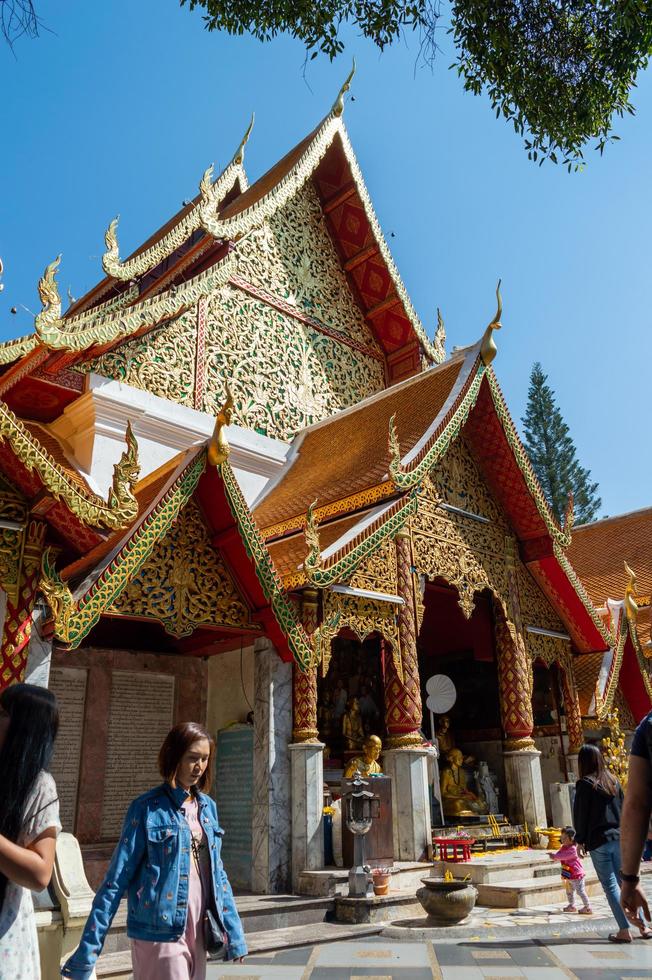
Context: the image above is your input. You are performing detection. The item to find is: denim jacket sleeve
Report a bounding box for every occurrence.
[209,798,247,960]
[220,864,248,960]
[61,798,146,979]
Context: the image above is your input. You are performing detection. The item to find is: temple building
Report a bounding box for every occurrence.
[0,75,650,894]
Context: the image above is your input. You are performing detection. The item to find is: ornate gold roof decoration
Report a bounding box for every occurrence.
[624,561,639,623]
[107,421,140,522]
[35,256,62,339]
[207,386,234,466]
[0,398,140,531]
[388,412,402,482]
[303,500,323,578]
[101,125,250,282]
[231,113,255,166]
[0,333,38,366]
[480,279,502,366]
[332,60,356,117]
[32,248,238,351]
[562,491,574,539]
[39,547,75,645]
[434,307,446,359]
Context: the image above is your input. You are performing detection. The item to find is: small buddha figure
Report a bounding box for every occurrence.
[343,735,383,778]
[342,697,365,751]
[440,748,488,818]
[435,714,474,765]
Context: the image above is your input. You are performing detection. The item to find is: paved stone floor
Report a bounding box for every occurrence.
[208,934,652,980]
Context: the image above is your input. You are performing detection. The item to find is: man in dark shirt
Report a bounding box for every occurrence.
[620,709,652,923]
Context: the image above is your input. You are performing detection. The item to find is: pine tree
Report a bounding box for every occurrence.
[522,363,601,525]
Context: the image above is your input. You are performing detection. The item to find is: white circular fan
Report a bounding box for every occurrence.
[425,674,457,714]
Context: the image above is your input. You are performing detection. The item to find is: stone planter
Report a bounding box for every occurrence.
[416,877,477,925]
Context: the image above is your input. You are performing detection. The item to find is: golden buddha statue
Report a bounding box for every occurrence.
[342,697,364,751]
[440,748,487,818]
[343,735,383,778]
[435,714,474,765]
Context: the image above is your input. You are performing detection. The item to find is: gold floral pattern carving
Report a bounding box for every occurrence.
[111,498,253,637]
[526,630,573,672]
[322,589,401,676]
[429,438,506,523]
[85,310,197,407]
[349,536,398,595]
[236,183,381,350]
[203,284,384,439]
[517,564,566,633]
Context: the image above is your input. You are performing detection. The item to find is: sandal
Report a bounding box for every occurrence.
[608,934,632,944]
[637,926,652,940]
[578,907,593,915]
[563,905,577,913]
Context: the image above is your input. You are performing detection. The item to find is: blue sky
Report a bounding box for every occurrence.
[1,1,650,518]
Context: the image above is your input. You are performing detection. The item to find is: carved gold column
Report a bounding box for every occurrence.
[0,519,47,690]
[495,538,535,748]
[291,588,319,742]
[384,529,423,747]
[561,667,583,755]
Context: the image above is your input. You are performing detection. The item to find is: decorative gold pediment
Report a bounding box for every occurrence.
[111,499,255,638]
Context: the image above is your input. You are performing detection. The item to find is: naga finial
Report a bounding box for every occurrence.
[199,164,215,207]
[102,217,121,276]
[231,113,255,166]
[480,279,502,366]
[67,287,76,309]
[387,412,405,484]
[208,385,234,466]
[107,421,140,522]
[39,547,74,645]
[562,491,574,538]
[304,500,323,575]
[435,307,446,352]
[332,59,356,117]
[37,255,62,312]
[624,561,639,623]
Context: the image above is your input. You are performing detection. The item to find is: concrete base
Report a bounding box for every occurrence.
[550,781,574,828]
[334,892,421,924]
[297,860,434,897]
[503,748,547,840]
[382,747,433,862]
[289,741,325,893]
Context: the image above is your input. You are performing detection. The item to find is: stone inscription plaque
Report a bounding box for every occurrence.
[101,671,175,839]
[48,666,88,832]
[215,724,253,890]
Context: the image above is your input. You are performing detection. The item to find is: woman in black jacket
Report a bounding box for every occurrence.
[573,744,651,943]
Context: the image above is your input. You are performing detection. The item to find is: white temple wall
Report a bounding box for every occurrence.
[206,644,255,738]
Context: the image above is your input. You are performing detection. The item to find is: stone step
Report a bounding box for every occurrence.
[298,860,434,897]
[96,920,384,978]
[477,870,603,909]
[433,849,556,885]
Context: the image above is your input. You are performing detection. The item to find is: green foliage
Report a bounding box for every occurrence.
[180,0,652,168]
[522,362,601,525]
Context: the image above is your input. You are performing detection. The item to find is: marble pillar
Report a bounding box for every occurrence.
[289,742,324,891]
[24,602,53,688]
[251,637,292,894]
[503,748,547,838]
[383,747,433,862]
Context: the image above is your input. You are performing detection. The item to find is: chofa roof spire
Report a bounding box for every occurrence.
[331,59,356,117]
[480,279,502,366]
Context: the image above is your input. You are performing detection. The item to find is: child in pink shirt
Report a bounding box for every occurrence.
[549,826,592,913]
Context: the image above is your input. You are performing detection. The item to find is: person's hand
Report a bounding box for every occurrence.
[621,880,650,924]
[548,853,556,860]
[577,844,587,858]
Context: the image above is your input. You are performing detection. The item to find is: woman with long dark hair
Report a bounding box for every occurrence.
[574,743,651,942]
[62,721,247,980]
[0,683,61,979]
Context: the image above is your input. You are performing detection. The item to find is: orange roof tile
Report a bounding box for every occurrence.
[568,507,652,606]
[254,354,466,530]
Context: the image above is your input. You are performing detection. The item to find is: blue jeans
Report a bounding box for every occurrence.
[590,839,630,931]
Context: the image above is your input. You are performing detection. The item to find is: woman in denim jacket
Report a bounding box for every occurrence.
[62,721,247,980]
